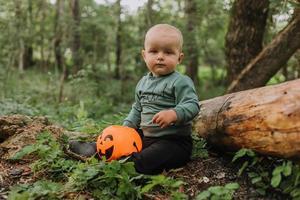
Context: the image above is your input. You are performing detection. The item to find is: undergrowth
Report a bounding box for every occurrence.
[232,148,300,199]
[9,132,187,200]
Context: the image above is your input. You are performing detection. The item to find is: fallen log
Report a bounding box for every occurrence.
[194,79,300,159]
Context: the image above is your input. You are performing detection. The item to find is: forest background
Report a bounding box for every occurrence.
[0,0,300,199]
[0,0,299,125]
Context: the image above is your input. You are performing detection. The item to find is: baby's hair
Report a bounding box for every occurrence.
[144,24,183,51]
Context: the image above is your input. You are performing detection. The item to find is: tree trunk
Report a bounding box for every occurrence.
[18,39,24,74]
[56,0,66,103]
[227,7,300,93]
[39,0,46,70]
[225,0,269,84]
[54,0,64,71]
[194,79,300,159]
[146,0,154,28]
[295,50,300,78]
[184,0,199,86]
[24,0,34,69]
[71,0,82,73]
[15,0,24,74]
[114,0,122,79]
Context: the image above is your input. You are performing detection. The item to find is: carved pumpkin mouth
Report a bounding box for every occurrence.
[104,146,113,160]
[98,145,114,160]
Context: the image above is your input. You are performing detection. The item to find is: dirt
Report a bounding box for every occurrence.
[0,115,288,199]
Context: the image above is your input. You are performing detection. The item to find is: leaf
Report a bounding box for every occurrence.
[248,172,258,178]
[256,188,266,196]
[8,191,30,200]
[224,183,239,190]
[251,176,262,184]
[238,161,248,176]
[232,149,247,162]
[171,180,185,188]
[272,165,284,176]
[271,174,282,188]
[208,186,225,195]
[140,183,156,194]
[282,161,292,176]
[196,190,211,200]
[246,149,255,157]
[291,188,300,198]
[10,145,37,160]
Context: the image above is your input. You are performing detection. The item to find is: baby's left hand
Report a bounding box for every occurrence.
[152,109,177,128]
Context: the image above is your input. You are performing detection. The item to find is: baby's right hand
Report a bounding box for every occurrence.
[152,109,177,128]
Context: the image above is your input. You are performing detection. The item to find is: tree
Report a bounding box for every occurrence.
[146,0,154,28]
[23,0,34,69]
[227,5,300,93]
[114,0,122,79]
[70,0,82,73]
[54,0,64,71]
[55,0,67,103]
[14,0,25,74]
[195,79,300,159]
[225,0,269,84]
[184,0,199,85]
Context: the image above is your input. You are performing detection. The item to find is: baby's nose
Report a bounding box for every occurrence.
[157,52,164,60]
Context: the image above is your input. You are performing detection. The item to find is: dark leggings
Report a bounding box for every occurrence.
[129,133,193,175]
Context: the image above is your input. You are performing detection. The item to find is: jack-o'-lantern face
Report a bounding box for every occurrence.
[96,125,142,161]
[97,134,114,159]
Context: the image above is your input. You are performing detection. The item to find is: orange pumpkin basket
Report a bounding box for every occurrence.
[96,125,142,161]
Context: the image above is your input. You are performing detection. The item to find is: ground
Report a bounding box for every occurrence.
[0,115,288,199]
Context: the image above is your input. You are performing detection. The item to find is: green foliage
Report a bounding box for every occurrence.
[0,98,38,116]
[192,134,209,159]
[11,131,77,180]
[197,67,226,100]
[8,180,63,200]
[232,148,300,198]
[11,131,61,160]
[271,161,292,188]
[232,148,257,176]
[65,159,144,200]
[141,175,187,199]
[196,183,239,200]
[9,131,186,199]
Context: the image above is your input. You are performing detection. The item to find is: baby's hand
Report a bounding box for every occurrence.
[152,110,177,128]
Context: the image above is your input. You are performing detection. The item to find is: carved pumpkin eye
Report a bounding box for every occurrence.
[104,135,113,141]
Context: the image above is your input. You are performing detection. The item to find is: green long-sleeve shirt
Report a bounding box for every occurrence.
[123,71,200,137]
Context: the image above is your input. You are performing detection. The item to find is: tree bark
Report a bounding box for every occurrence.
[194,79,300,159]
[70,0,82,73]
[295,50,300,78]
[225,0,269,84]
[15,0,24,74]
[227,7,300,93]
[146,0,154,28]
[184,0,199,85]
[39,0,46,70]
[54,0,64,71]
[24,0,34,69]
[114,0,122,79]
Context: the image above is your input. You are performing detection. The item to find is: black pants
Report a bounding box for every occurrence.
[129,133,193,175]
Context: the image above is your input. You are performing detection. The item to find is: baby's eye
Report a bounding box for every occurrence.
[165,51,174,54]
[149,50,157,53]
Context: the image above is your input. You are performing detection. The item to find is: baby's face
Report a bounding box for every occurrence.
[142,29,183,77]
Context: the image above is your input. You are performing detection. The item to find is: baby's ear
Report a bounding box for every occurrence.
[178,52,184,64]
[141,49,146,60]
